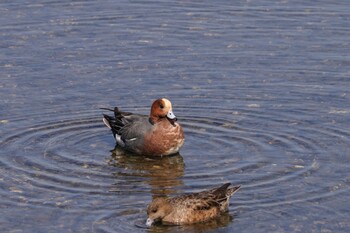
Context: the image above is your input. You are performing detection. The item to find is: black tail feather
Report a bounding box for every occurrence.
[102,106,131,139]
[103,117,122,137]
[100,107,114,112]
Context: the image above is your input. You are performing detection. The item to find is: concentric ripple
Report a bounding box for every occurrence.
[1,100,350,232]
[1,111,111,201]
[173,104,350,214]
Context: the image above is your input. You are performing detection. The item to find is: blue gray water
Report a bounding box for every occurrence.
[1,1,350,232]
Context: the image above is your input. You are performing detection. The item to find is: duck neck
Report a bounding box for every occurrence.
[149,117,155,125]
[149,115,165,125]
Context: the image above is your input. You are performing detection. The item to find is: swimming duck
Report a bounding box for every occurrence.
[102,98,184,156]
[146,183,241,226]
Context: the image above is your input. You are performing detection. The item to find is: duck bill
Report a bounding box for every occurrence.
[166,110,177,120]
[167,111,177,126]
[146,218,154,227]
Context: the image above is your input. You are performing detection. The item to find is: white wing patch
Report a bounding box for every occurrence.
[126,138,137,141]
[115,135,125,147]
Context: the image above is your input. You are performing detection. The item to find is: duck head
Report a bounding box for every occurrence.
[149,98,177,126]
[146,197,172,226]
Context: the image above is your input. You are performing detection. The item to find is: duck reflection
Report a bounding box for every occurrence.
[146,212,234,233]
[108,147,185,196]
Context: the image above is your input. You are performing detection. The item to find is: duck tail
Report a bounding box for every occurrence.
[102,107,125,139]
[213,183,240,203]
[213,183,231,195]
[102,114,113,129]
[226,185,241,197]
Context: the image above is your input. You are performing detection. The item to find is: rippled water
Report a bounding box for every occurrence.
[1,1,350,232]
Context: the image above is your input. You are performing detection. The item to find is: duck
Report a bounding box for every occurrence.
[146,183,241,226]
[102,98,185,156]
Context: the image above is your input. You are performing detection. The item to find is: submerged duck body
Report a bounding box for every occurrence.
[146,183,241,226]
[103,98,184,156]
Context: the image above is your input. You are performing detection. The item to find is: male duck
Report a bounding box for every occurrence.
[102,98,184,156]
[146,183,241,226]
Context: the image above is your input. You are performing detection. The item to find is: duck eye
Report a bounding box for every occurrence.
[152,208,157,213]
[159,104,164,109]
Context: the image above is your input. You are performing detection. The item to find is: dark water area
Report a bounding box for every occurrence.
[1,1,350,232]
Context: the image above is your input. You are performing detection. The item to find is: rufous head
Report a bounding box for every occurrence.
[146,197,172,226]
[150,98,177,124]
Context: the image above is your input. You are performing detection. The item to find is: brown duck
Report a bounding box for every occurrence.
[102,98,185,156]
[146,183,241,226]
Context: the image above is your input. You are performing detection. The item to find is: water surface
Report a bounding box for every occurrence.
[1,1,350,232]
